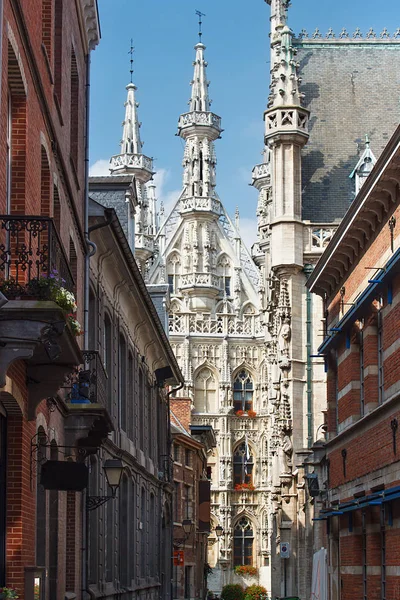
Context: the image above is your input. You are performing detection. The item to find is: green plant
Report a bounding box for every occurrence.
[0,588,19,599]
[243,584,268,600]
[221,583,245,600]
[234,565,258,576]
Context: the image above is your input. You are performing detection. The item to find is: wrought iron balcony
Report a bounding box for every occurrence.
[63,350,107,407]
[0,215,74,298]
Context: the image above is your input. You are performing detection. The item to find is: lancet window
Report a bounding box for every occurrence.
[233,442,254,486]
[233,518,254,567]
[233,370,253,412]
[194,368,217,413]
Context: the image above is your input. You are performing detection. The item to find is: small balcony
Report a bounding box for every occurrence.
[0,215,82,418]
[63,350,114,455]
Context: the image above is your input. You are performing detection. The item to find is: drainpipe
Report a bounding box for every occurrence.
[304,264,314,448]
[83,51,92,352]
[166,381,184,600]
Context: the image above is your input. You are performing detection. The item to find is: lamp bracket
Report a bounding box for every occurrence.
[86,495,115,511]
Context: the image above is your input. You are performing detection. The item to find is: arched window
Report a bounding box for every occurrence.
[194,368,216,413]
[233,370,253,412]
[233,442,254,486]
[217,255,231,297]
[127,351,134,440]
[233,518,254,567]
[40,146,51,216]
[150,493,156,576]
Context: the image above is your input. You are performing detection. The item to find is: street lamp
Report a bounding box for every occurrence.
[87,458,124,511]
[215,525,223,538]
[174,519,194,547]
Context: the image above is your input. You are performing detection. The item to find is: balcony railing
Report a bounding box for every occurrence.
[0,216,74,297]
[64,350,107,407]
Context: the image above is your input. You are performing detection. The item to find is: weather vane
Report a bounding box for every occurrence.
[195,10,206,43]
[128,39,134,83]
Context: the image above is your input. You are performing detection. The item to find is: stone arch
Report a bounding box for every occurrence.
[7,24,27,96]
[0,377,24,415]
[193,363,218,413]
[240,301,257,317]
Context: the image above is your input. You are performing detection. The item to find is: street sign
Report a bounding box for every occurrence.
[280,542,290,559]
[173,550,184,566]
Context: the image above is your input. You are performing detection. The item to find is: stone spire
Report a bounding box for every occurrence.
[110,81,153,182]
[265,0,290,31]
[109,71,156,274]
[189,43,210,112]
[177,40,222,205]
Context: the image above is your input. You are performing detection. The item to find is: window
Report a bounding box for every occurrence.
[54,0,62,101]
[70,47,79,167]
[174,444,180,463]
[36,428,47,567]
[69,237,77,291]
[194,368,216,413]
[233,442,254,486]
[103,314,112,412]
[139,369,144,450]
[88,457,98,584]
[105,489,114,581]
[234,518,254,567]
[49,442,59,599]
[183,485,192,520]
[174,482,180,522]
[378,311,384,404]
[184,565,192,599]
[168,274,174,294]
[150,494,156,576]
[233,370,254,412]
[88,289,97,350]
[119,476,129,586]
[140,488,146,576]
[224,276,231,297]
[53,185,61,232]
[119,334,127,431]
[185,449,191,467]
[127,351,134,440]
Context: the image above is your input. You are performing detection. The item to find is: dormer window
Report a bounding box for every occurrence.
[350,135,376,197]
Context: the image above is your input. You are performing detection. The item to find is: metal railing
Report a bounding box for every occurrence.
[63,351,107,407]
[0,216,74,297]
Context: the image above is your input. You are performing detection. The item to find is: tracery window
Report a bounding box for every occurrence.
[194,368,216,413]
[233,442,254,486]
[233,518,254,567]
[233,370,253,412]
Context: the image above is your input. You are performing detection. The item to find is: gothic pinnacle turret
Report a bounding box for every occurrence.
[109,51,157,275]
[177,39,222,207]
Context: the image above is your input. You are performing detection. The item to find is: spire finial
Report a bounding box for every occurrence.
[195,9,206,43]
[129,39,134,83]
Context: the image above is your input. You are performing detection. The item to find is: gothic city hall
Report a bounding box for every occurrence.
[0,0,400,599]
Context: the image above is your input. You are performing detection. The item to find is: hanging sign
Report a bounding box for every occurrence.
[174,550,184,566]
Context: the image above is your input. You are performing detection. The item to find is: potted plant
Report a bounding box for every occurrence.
[234,565,258,577]
[0,588,19,599]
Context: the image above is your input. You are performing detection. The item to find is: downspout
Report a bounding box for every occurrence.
[83,52,92,352]
[304,264,314,448]
[166,381,184,600]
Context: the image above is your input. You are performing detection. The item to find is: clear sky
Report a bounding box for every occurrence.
[89,0,399,247]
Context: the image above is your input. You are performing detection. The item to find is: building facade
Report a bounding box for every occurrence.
[307,125,400,600]
[97,2,400,597]
[170,397,215,600]
[87,183,183,600]
[250,2,400,598]
[0,1,101,598]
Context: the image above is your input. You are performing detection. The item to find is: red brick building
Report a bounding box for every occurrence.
[0,1,102,598]
[307,125,400,600]
[171,398,215,600]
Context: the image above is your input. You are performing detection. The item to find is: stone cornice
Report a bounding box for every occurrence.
[77,0,100,52]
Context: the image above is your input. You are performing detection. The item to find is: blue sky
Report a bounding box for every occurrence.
[89,0,399,246]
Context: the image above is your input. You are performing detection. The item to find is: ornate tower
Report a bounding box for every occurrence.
[110,73,156,274]
[176,40,224,311]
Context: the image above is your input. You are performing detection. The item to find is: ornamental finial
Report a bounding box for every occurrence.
[195,9,206,43]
